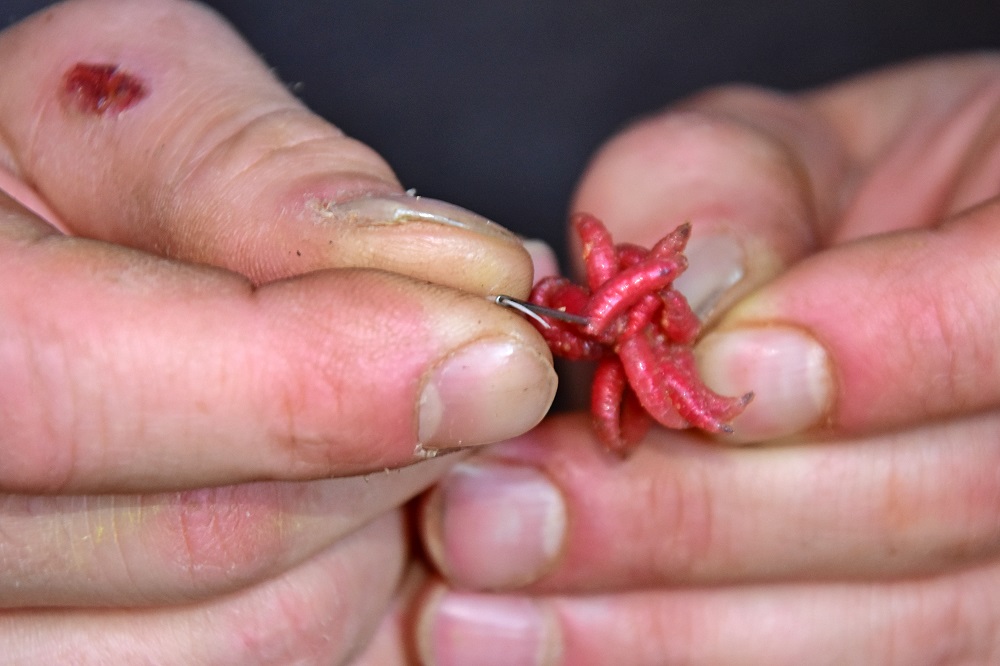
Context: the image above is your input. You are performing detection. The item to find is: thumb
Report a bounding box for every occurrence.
[0,0,530,294]
[698,198,1000,442]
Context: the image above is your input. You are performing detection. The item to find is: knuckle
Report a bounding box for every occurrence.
[264,345,356,477]
[875,418,1000,571]
[159,484,289,592]
[880,568,1000,665]
[223,590,359,665]
[210,517,405,665]
[627,454,718,581]
[0,340,87,494]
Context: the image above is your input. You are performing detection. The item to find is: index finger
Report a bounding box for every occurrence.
[572,55,1000,441]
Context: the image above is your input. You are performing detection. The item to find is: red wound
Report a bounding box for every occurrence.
[62,63,147,115]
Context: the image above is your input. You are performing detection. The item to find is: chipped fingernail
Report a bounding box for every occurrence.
[422,461,566,589]
[696,325,834,441]
[419,589,562,666]
[418,337,557,450]
[311,193,518,241]
[673,234,746,319]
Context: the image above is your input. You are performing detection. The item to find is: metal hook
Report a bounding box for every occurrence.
[492,295,590,327]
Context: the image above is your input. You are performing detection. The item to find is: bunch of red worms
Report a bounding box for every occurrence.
[526,213,752,456]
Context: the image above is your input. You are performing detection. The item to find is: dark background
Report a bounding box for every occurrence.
[6,1,1000,261]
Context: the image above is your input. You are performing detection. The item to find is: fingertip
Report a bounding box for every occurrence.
[520,238,560,285]
[419,459,567,590]
[696,324,836,442]
[416,336,558,451]
[416,584,563,666]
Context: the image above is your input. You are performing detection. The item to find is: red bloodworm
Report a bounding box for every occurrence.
[615,243,649,269]
[530,277,591,317]
[584,257,687,337]
[616,332,690,430]
[535,318,604,360]
[574,213,618,290]
[617,385,653,453]
[591,357,652,455]
[618,293,664,341]
[591,357,630,450]
[527,279,603,359]
[522,214,752,452]
[659,289,701,344]
[649,222,692,259]
[659,345,754,420]
[620,333,749,432]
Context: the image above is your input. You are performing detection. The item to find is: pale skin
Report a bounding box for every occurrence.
[5,2,1000,665]
[417,56,1000,664]
[0,0,558,663]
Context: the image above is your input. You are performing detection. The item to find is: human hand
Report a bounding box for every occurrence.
[416,54,1000,664]
[0,1,556,663]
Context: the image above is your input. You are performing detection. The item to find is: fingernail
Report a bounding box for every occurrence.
[418,338,557,449]
[673,234,746,319]
[312,193,518,242]
[520,238,560,284]
[696,326,834,441]
[419,589,562,666]
[423,461,566,588]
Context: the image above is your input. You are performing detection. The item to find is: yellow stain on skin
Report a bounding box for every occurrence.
[81,497,150,553]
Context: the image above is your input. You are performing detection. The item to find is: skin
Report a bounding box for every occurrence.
[0,1,558,663]
[418,55,1000,664]
[7,2,1000,664]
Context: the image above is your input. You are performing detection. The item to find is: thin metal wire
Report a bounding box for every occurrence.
[492,295,590,327]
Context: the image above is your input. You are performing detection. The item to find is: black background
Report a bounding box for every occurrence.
[6,0,1000,261]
